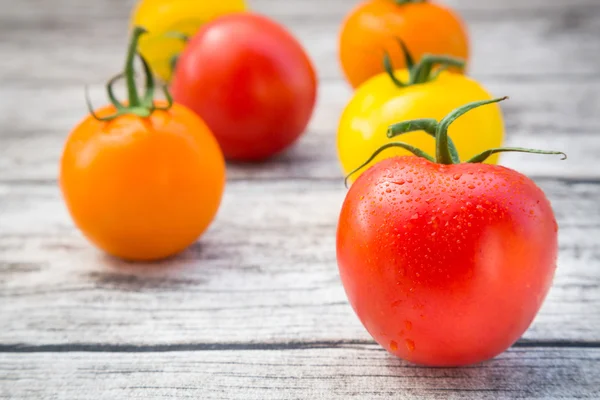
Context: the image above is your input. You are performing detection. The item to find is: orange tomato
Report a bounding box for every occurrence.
[339,0,469,89]
[60,27,226,261]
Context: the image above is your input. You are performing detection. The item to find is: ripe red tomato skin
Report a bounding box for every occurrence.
[336,156,558,366]
[170,13,317,161]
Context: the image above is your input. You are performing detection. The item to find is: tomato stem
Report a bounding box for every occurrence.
[435,97,508,164]
[124,27,146,108]
[388,119,460,163]
[85,26,173,122]
[383,40,465,88]
[345,97,567,185]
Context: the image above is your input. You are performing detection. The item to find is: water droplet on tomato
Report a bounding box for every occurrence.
[453,174,462,180]
[393,179,405,185]
[468,184,475,189]
[386,188,392,193]
[476,205,484,212]
[411,213,419,220]
[405,339,415,352]
[390,340,398,351]
[405,321,413,331]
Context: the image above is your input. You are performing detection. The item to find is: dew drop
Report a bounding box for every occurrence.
[393,179,405,185]
[468,184,475,189]
[390,340,398,351]
[405,339,415,352]
[405,321,413,331]
[453,174,462,180]
[386,188,392,193]
[411,213,419,220]
[476,205,484,212]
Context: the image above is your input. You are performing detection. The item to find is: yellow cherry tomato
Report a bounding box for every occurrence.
[130,0,247,82]
[337,56,504,182]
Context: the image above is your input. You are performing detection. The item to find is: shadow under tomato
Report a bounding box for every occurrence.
[88,242,209,292]
[381,347,557,397]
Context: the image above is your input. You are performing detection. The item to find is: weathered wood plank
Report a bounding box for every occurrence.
[1,346,599,399]
[1,179,598,345]
[2,0,599,87]
[1,79,598,182]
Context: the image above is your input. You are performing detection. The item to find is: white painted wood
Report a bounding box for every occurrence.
[2,0,599,86]
[1,346,599,399]
[1,0,599,397]
[1,179,598,345]
[1,79,598,182]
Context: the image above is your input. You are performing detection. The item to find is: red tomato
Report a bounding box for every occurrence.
[336,98,564,366]
[170,13,317,161]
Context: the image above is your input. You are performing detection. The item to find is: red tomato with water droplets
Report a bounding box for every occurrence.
[336,98,564,365]
[336,155,559,366]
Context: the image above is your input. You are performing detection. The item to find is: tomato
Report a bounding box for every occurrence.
[339,0,469,89]
[336,98,565,366]
[337,49,503,183]
[130,0,247,82]
[170,13,317,161]
[60,28,226,261]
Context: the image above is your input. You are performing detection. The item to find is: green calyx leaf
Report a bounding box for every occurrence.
[85,26,173,122]
[344,97,567,185]
[383,39,465,89]
[344,142,434,188]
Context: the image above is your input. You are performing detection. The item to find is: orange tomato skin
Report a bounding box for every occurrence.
[59,102,226,261]
[339,0,469,89]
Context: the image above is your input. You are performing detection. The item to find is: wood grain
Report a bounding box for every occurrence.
[3,0,600,87]
[1,346,599,399]
[1,79,598,183]
[2,0,600,398]
[1,179,598,345]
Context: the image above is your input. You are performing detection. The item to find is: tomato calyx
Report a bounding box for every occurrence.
[85,26,173,122]
[344,97,567,187]
[383,39,465,88]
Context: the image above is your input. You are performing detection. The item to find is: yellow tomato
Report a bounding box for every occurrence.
[337,69,505,181]
[130,0,247,82]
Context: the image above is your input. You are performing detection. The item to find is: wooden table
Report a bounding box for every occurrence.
[1,0,599,398]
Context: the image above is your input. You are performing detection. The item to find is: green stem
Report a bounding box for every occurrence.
[411,55,465,84]
[85,25,173,122]
[383,41,465,88]
[435,97,508,164]
[124,27,146,108]
[388,119,460,164]
[345,97,567,186]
